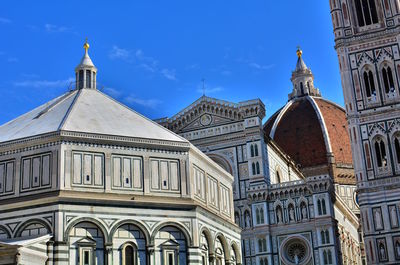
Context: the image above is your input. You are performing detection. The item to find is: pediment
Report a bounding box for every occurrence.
[161,239,179,247]
[180,113,236,132]
[76,236,96,246]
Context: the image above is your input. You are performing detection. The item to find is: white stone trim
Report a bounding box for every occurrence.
[306,96,333,154]
[269,100,294,139]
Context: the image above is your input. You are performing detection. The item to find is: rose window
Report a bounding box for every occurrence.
[287,242,306,263]
[280,236,311,265]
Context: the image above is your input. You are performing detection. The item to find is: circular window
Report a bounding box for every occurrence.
[280,236,311,265]
[200,114,212,126]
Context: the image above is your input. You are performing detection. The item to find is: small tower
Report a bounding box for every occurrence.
[289,48,321,100]
[75,40,97,89]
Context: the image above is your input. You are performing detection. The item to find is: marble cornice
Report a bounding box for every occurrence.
[0,130,190,155]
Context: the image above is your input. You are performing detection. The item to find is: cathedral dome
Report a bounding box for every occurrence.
[264,96,353,169]
[264,49,353,181]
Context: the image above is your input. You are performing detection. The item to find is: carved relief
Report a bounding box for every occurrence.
[373,207,384,230]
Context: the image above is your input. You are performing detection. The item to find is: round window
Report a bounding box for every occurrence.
[280,236,312,265]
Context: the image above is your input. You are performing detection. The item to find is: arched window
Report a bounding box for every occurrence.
[256,162,260,174]
[394,136,400,164]
[322,199,327,215]
[260,208,264,224]
[256,208,261,224]
[354,0,379,27]
[321,230,326,244]
[327,250,333,264]
[300,82,304,95]
[250,145,255,157]
[252,163,256,175]
[363,70,376,98]
[122,243,137,265]
[381,65,395,94]
[374,137,387,167]
[254,144,259,156]
[325,230,330,243]
[258,238,266,252]
[317,200,322,215]
[323,250,328,264]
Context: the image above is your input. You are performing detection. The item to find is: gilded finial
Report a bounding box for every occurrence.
[83,38,90,53]
[296,46,303,58]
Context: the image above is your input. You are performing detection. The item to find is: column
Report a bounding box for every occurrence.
[147,245,154,265]
[105,243,113,265]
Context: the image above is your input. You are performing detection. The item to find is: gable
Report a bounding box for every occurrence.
[179,113,237,132]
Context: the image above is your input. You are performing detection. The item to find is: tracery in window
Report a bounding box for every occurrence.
[255,206,265,225]
[355,0,379,27]
[323,249,333,264]
[374,137,388,168]
[258,238,267,252]
[321,230,330,244]
[381,65,395,95]
[318,199,327,215]
[363,69,377,100]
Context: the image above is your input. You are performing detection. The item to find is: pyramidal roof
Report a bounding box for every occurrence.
[0,89,187,144]
[0,42,187,145]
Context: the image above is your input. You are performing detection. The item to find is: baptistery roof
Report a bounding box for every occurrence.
[0,43,186,146]
[0,89,186,144]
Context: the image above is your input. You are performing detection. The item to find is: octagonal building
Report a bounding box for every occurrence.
[0,42,241,265]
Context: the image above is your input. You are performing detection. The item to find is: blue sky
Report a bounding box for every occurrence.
[0,1,341,124]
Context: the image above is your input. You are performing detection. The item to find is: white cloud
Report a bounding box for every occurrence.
[13,77,74,88]
[44,24,70,33]
[109,46,177,81]
[248,62,274,70]
[124,95,162,109]
[161,68,177,81]
[109,46,132,61]
[0,17,11,24]
[196,86,224,94]
[102,87,121,98]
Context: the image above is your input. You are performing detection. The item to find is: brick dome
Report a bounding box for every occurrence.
[264,96,353,169]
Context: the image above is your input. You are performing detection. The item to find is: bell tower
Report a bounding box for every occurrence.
[75,40,97,89]
[330,0,400,264]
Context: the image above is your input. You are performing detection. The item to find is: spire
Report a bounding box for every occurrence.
[288,47,321,100]
[295,46,308,72]
[75,39,97,89]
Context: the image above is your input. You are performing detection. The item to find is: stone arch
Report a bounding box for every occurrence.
[214,233,231,262]
[110,219,150,244]
[207,153,233,174]
[150,221,192,246]
[64,217,109,243]
[0,224,11,239]
[199,226,214,252]
[14,218,52,238]
[231,241,242,264]
[67,220,106,265]
[110,220,150,265]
